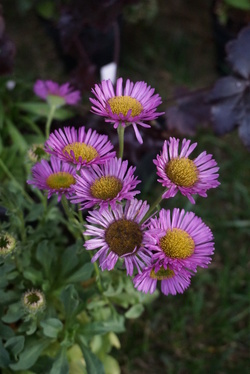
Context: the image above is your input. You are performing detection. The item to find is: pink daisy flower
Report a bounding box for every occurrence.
[133,264,192,296]
[145,208,214,272]
[90,77,165,144]
[154,137,220,204]
[70,157,141,211]
[84,199,153,276]
[44,126,116,171]
[34,80,81,106]
[27,156,76,201]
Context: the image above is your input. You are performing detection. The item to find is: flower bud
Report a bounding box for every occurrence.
[0,232,16,258]
[22,289,46,314]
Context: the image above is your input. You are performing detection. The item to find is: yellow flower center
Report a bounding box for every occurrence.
[108,96,143,117]
[90,176,123,200]
[165,158,198,187]
[46,172,76,189]
[63,142,99,163]
[150,266,175,280]
[160,228,195,259]
[105,219,143,256]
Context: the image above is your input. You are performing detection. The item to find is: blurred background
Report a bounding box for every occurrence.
[1,0,250,373]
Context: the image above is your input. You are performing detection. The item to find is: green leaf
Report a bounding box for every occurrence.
[0,100,4,129]
[224,0,250,10]
[36,240,55,276]
[50,349,69,374]
[80,317,125,336]
[2,302,25,323]
[36,0,55,20]
[23,268,44,284]
[0,321,15,339]
[17,102,73,120]
[9,337,50,371]
[103,355,121,374]
[0,135,2,154]
[78,337,105,374]
[25,203,44,222]
[5,335,25,358]
[66,262,94,283]
[125,304,145,319]
[40,318,63,339]
[5,118,28,152]
[60,285,79,319]
[0,339,11,368]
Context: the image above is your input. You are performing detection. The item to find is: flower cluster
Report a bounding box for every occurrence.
[28,77,220,296]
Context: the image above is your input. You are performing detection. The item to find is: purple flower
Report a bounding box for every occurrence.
[71,157,141,211]
[27,156,76,201]
[145,208,215,272]
[154,137,220,204]
[90,77,165,144]
[34,80,81,106]
[44,126,116,171]
[84,199,153,276]
[133,264,192,296]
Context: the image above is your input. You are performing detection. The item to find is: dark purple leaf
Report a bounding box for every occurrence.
[238,118,250,150]
[165,88,211,136]
[208,76,248,134]
[226,25,250,79]
[208,76,247,100]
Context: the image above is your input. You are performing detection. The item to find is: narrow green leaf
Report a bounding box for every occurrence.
[5,118,27,152]
[78,337,105,374]
[0,100,4,129]
[36,240,55,276]
[60,285,79,319]
[50,349,69,374]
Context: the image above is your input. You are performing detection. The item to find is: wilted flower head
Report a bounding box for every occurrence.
[27,156,77,201]
[44,126,116,171]
[154,137,220,204]
[90,77,164,144]
[84,199,153,276]
[22,289,46,314]
[34,79,81,107]
[0,232,16,257]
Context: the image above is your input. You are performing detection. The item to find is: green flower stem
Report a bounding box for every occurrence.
[0,158,33,204]
[90,253,104,294]
[117,124,125,159]
[45,105,57,139]
[61,195,82,239]
[77,205,85,225]
[141,189,166,223]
